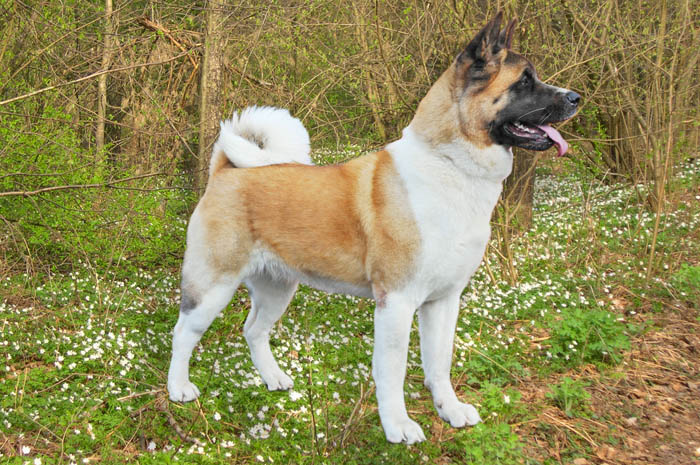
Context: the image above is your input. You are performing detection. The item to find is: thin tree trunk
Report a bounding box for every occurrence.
[353,3,386,141]
[503,148,537,231]
[96,0,114,158]
[197,0,226,191]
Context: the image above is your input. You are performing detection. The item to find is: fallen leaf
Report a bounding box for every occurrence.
[596,445,617,460]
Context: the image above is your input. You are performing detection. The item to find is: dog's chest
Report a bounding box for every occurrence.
[387,132,510,299]
[406,174,501,297]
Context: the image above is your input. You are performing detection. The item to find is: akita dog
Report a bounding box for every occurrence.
[167,13,580,443]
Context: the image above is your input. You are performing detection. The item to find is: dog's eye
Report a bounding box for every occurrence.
[518,73,531,87]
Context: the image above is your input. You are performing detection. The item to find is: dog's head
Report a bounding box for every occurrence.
[414,13,580,156]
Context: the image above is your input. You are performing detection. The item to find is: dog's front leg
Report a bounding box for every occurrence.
[372,293,426,444]
[418,291,481,427]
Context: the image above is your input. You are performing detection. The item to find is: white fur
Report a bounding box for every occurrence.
[363,127,507,441]
[211,106,311,170]
[168,281,238,401]
[168,112,513,445]
[387,126,509,304]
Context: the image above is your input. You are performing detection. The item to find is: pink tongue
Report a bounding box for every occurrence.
[537,125,568,157]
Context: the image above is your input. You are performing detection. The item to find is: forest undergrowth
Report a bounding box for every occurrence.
[0,153,698,464]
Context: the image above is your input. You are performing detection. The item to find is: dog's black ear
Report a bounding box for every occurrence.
[457,12,506,80]
[499,19,517,50]
[457,11,504,66]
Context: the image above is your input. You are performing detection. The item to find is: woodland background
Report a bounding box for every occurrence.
[1,0,698,276]
[0,1,699,464]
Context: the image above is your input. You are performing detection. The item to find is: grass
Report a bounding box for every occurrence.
[0,157,698,464]
[546,377,591,418]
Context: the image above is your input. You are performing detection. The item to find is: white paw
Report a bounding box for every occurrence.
[263,370,294,391]
[436,400,481,428]
[382,417,426,444]
[168,380,201,402]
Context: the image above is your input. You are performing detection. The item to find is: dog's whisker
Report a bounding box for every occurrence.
[538,111,553,125]
[517,107,547,120]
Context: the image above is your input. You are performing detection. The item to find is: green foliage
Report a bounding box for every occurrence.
[459,347,526,387]
[546,377,592,418]
[547,307,630,368]
[478,381,525,422]
[446,422,524,465]
[671,264,700,308]
[0,104,193,276]
[0,158,697,464]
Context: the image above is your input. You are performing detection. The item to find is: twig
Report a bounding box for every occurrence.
[156,397,200,444]
[337,383,373,448]
[0,172,166,197]
[0,50,194,107]
[117,389,163,402]
[542,411,599,448]
[0,1,134,95]
[138,17,199,69]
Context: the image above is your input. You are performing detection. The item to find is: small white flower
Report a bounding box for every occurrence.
[213,412,221,421]
[289,391,303,401]
[21,445,31,455]
[147,441,156,451]
[256,455,265,462]
[504,394,510,404]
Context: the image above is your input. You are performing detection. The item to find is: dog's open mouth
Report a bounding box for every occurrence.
[502,122,569,156]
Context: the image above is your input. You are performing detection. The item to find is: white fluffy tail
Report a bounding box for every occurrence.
[209,106,311,175]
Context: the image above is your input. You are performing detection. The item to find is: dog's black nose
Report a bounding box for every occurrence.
[565,91,581,106]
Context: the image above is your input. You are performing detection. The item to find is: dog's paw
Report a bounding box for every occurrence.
[383,417,426,444]
[168,380,201,402]
[263,370,294,391]
[437,400,481,428]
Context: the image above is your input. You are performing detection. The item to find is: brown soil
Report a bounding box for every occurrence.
[521,303,700,464]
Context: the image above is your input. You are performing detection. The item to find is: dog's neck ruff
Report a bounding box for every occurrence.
[394,126,513,183]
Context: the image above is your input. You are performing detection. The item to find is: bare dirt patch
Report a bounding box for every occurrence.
[602,309,700,465]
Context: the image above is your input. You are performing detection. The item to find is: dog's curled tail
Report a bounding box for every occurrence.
[209,106,312,176]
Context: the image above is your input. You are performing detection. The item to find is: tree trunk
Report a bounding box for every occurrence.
[96,0,113,158]
[197,0,226,192]
[353,3,386,141]
[502,148,536,231]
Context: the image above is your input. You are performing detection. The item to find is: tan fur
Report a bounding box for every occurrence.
[196,47,530,287]
[197,48,529,290]
[198,150,418,291]
[209,148,231,177]
[411,50,527,148]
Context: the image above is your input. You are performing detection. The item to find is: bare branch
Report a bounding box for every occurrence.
[0,50,195,107]
[0,172,166,197]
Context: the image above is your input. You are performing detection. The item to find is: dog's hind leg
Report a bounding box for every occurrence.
[418,291,481,427]
[243,274,298,390]
[168,279,238,402]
